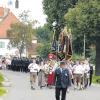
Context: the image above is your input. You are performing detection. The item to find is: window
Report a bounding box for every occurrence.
[0,42,5,48]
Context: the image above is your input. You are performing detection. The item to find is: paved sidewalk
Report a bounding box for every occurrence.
[0,98,3,100]
[0,70,100,100]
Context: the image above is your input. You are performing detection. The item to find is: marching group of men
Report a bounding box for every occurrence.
[0,57,94,100]
[9,57,32,72]
[27,58,94,100]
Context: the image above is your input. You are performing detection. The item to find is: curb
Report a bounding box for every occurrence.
[2,76,12,87]
[92,84,100,87]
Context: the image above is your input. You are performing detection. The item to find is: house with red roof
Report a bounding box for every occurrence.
[0,7,19,56]
[0,7,38,57]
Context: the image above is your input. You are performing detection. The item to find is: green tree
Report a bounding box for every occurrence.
[43,0,78,40]
[37,43,51,58]
[35,25,53,58]
[7,11,35,57]
[35,25,53,43]
[65,0,100,55]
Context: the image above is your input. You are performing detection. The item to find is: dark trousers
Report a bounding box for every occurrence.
[89,74,93,86]
[55,87,67,100]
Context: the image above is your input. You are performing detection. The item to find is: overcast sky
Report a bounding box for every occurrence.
[0,0,47,26]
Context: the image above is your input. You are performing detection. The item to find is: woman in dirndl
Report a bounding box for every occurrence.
[47,61,54,88]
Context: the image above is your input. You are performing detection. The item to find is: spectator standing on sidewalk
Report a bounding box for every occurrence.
[89,64,94,86]
[2,57,6,70]
[0,59,2,70]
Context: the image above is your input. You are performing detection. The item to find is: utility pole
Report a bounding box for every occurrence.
[84,34,86,59]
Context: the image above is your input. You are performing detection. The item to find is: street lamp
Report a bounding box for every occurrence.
[52,21,57,28]
[52,21,57,50]
[52,21,59,61]
[52,21,57,51]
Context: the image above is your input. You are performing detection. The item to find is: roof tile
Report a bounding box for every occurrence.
[0,7,19,39]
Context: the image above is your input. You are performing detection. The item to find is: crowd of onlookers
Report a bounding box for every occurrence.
[0,57,94,90]
[0,57,11,70]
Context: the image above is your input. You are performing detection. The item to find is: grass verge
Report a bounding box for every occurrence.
[0,87,6,96]
[0,73,6,96]
[93,73,100,84]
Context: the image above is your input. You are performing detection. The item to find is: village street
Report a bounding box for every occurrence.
[0,70,100,100]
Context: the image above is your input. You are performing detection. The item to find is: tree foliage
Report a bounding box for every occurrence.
[43,0,78,40]
[37,43,51,58]
[35,25,53,58]
[7,11,35,57]
[35,25,53,43]
[65,0,100,55]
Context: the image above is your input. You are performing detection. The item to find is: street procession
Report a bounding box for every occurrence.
[0,27,94,90]
[0,0,100,100]
[0,53,94,90]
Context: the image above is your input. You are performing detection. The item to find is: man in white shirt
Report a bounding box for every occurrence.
[28,59,40,90]
[73,61,84,90]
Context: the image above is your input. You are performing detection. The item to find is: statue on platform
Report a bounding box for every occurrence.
[59,27,72,60]
[51,26,72,61]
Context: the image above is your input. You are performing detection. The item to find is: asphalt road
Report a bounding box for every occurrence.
[0,70,100,100]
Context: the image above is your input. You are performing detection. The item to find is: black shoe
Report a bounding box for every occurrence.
[40,86,42,89]
[31,86,35,90]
